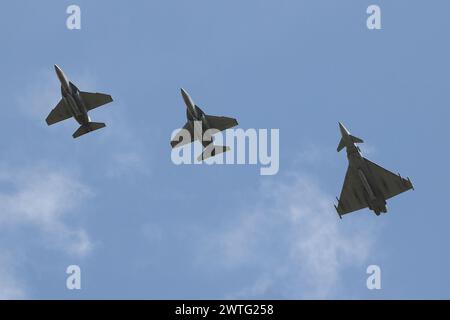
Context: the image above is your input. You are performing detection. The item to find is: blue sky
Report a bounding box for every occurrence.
[0,0,448,299]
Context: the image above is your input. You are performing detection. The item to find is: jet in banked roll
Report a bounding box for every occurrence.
[46,65,113,138]
[335,123,413,218]
[171,88,238,161]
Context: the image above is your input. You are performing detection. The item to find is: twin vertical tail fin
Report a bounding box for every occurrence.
[337,135,364,152]
[73,122,106,139]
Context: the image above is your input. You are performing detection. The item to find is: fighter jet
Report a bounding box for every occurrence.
[335,122,413,218]
[170,88,238,161]
[46,65,113,138]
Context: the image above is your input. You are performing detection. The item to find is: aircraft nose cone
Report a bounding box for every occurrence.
[181,88,192,101]
[54,64,71,93]
[54,64,64,79]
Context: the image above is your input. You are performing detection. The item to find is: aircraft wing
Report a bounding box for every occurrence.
[171,122,196,149]
[80,92,113,111]
[46,99,72,125]
[205,115,238,132]
[336,166,369,216]
[364,158,414,200]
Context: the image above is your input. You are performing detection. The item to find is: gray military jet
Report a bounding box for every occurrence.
[46,65,113,138]
[335,122,413,218]
[171,88,238,161]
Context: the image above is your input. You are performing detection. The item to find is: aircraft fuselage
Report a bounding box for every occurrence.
[181,88,213,142]
[55,65,90,126]
[346,146,387,215]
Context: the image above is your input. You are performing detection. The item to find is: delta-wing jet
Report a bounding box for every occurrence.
[171,88,238,161]
[46,65,113,138]
[335,123,413,218]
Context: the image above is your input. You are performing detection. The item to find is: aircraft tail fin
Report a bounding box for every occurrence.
[73,122,106,139]
[337,135,364,152]
[197,145,230,161]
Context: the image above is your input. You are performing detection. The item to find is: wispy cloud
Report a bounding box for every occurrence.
[0,164,94,299]
[0,252,26,300]
[0,165,93,256]
[359,143,377,156]
[105,149,151,179]
[201,174,376,299]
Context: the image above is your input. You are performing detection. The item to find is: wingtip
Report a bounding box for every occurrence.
[334,205,342,220]
[334,197,343,219]
[407,177,414,190]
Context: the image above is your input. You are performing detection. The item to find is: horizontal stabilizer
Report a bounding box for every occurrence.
[73,122,106,139]
[197,145,230,161]
[337,135,364,152]
[351,135,364,144]
[337,138,346,152]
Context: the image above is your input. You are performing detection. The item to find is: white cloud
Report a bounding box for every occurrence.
[0,165,93,256]
[106,151,151,179]
[293,144,331,166]
[0,253,26,300]
[0,165,94,299]
[359,143,376,156]
[203,174,376,299]
[98,101,154,179]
